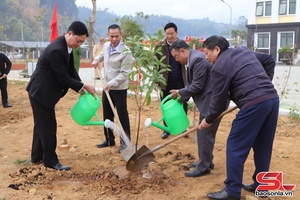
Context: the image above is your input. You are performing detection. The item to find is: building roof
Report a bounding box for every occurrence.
[0,41,50,48]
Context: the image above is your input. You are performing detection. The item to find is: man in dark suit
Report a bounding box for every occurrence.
[154,22,187,139]
[26,21,95,171]
[0,52,12,108]
[169,40,227,177]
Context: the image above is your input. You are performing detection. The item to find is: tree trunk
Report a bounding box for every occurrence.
[87,0,97,61]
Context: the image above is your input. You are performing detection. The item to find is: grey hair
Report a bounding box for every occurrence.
[169,40,190,51]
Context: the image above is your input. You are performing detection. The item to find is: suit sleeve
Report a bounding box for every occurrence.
[205,61,231,124]
[179,57,208,99]
[3,54,12,75]
[255,52,275,81]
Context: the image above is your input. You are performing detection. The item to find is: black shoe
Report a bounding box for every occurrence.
[161,131,170,139]
[3,103,12,108]
[243,184,255,193]
[185,169,211,177]
[96,140,116,148]
[46,162,71,171]
[190,162,214,170]
[94,77,100,80]
[207,189,240,200]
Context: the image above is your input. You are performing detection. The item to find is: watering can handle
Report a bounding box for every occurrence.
[149,106,239,153]
[160,94,171,107]
[160,94,181,110]
[80,90,99,101]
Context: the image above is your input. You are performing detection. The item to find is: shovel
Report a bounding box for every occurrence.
[126,105,238,172]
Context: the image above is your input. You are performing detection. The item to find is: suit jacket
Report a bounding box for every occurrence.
[0,53,12,76]
[26,36,83,108]
[154,39,187,90]
[178,49,212,117]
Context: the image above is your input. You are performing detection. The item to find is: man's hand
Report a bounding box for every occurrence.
[170,89,179,99]
[91,60,99,68]
[198,118,212,130]
[0,74,7,80]
[83,84,96,98]
[103,84,110,92]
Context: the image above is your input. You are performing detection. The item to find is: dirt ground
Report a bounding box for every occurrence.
[0,80,299,200]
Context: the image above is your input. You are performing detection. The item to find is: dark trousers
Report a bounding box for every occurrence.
[29,95,59,166]
[195,114,222,172]
[224,98,279,197]
[0,77,8,105]
[161,77,188,131]
[102,89,130,143]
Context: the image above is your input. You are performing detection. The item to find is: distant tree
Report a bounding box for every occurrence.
[153,28,164,41]
[114,12,149,40]
[231,30,247,46]
[236,16,248,31]
[86,0,96,61]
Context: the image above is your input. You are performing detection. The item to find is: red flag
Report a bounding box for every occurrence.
[50,3,58,42]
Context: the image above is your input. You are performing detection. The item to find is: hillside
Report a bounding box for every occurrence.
[0,0,247,42]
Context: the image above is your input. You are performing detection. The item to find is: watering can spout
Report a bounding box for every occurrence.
[144,118,171,133]
[84,121,105,126]
[144,95,190,135]
[104,119,114,129]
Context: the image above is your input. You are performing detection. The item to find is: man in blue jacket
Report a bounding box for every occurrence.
[199,35,279,200]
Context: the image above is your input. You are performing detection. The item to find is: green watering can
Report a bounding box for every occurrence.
[70,91,105,126]
[144,94,189,135]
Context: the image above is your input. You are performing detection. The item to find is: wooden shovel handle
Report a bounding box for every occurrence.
[150,105,238,153]
[99,74,124,130]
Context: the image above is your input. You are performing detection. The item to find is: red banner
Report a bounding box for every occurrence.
[50,3,58,42]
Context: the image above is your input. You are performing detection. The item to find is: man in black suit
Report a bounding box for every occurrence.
[26,21,95,171]
[0,52,12,108]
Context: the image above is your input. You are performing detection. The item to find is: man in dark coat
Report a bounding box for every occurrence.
[154,22,187,139]
[26,21,95,170]
[199,36,279,200]
[0,52,12,108]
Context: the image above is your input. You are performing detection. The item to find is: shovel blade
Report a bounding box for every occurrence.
[126,145,155,172]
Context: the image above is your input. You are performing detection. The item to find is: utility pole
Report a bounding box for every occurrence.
[221,0,232,41]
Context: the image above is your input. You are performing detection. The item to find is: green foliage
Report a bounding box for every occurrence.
[13,159,31,166]
[125,34,169,106]
[278,44,294,54]
[153,28,165,41]
[114,12,149,40]
[288,105,300,120]
[231,29,247,45]
[0,0,76,41]
[187,102,195,111]
[124,33,169,142]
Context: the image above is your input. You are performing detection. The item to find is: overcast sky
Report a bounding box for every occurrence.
[75,0,250,24]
